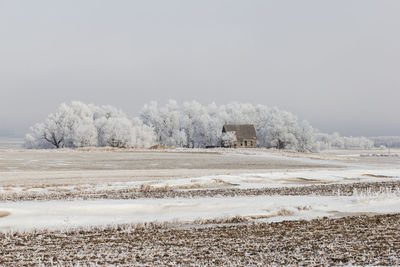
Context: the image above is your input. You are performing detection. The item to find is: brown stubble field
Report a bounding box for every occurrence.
[1,214,399,266]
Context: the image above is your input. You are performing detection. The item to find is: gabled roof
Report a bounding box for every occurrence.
[222,124,257,140]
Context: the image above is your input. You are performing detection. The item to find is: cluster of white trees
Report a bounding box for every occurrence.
[24,102,156,149]
[315,132,374,150]
[25,100,379,151]
[140,100,317,151]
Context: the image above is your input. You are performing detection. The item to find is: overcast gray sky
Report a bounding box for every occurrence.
[0,0,399,137]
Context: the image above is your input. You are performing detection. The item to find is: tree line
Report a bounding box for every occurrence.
[25,100,377,151]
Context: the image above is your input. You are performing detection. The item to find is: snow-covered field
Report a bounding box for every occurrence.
[0,147,400,265]
[1,168,400,196]
[0,148,399,231]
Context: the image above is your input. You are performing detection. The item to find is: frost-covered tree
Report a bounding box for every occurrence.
[24,123,55,149]
[25,102,95,149]
[72,123,98,148]
[140,100,318,151]
[221,132,237,147]
[131,118,157,148]
[315,132,375,150]
[295,120,316,152]
[100,117,133,148]
[257,108,298,150]
[140,101,178,146]
[26,99,375,151]
[25,102,156,149]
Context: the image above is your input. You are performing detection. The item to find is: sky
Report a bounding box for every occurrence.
[0,0,399,137]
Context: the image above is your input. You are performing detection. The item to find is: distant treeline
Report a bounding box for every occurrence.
[315,132,374,150]
[370,136,400,148]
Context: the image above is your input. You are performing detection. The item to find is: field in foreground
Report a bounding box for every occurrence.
[1,213,399,266]
[0,148,399,264]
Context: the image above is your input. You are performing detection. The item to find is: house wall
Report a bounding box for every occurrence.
[222,125,257,148]
[237,138,257,148]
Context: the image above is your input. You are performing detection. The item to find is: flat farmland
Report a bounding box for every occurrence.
[0,148,399,265]
[0,148,341,187]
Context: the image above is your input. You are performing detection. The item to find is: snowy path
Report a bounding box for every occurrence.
[1,193,400,232]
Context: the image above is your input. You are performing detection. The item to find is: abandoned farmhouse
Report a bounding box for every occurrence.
[222,124,257,148]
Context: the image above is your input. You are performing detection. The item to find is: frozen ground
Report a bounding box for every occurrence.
[0,147,399,264]
[1,192,400,231]
[0,148,399,189]
[1,214,399,266]
[0,148,400,221]
[0,148,346,190]
[1,168,400,201]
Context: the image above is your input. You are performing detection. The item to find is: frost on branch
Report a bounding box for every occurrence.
[315,132,374,150]
[221,132,237,148]
[25,100,374,151]
[140,100,319,151]
[24,102,156,149]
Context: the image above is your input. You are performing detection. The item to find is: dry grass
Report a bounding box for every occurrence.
[0,211,10,218]
[327,211,381,217]
[246,207,305,220]
[282,177,332,184]
[1,181,400,202]
[212,178,238,186]
[135,178,236,193]
[149,145,169,150]
[0,213,399,266]
[191,216,249,225]
[363,174,394,178]
[138,184,171,192]
[174,183,202,190]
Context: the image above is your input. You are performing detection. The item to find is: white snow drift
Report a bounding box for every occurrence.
[1,193,400,232]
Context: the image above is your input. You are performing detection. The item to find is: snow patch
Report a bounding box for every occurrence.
[1,194,399,232]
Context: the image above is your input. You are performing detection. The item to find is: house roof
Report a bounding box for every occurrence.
[222,124,257,140]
